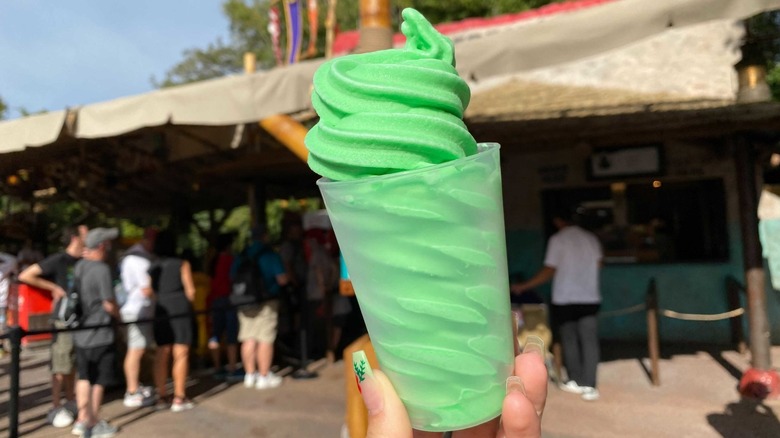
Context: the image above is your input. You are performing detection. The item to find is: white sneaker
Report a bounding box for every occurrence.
[255,372,282,390]
[71,421,87,436]
[52,407,75,428]
[244,372,258,388]
[581,386,600,401]
[559,380,584,394]
[123,388,156,407]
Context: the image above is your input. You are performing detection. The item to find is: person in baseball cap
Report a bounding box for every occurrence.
[84,228,119,250]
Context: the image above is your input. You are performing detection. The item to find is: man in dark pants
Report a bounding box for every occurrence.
[72,228,120,437]
[19,225,87,428]
[512,209,603,401]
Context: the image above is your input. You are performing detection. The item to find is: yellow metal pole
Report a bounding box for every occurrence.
[259,115,309,161]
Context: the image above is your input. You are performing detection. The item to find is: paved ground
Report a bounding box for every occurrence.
[3,342,780,437]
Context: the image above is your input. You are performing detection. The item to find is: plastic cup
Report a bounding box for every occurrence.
[318,143,514,431]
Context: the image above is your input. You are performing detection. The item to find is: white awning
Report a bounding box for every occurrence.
[0,110,68,154]
[76,58,323,139]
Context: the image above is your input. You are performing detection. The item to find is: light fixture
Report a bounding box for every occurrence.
[735,42,772,103]
[653,180,662,188]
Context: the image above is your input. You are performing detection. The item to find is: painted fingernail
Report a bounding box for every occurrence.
[353,350,383,415]
[506,375,527,396]
[523,335,545,356]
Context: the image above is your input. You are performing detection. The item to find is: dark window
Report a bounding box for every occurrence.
[541,179,729,263]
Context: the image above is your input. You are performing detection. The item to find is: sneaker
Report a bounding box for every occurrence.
[124,388,156,407]
[226,369,245,383]
[46,408,58,425]
[154,395,172,411]
[170,397,196,413]
[559,380,584,394]
[52,407,75,428]
[244,372,258,388]
[255,371,282,390]
[71,421,87,436]
[83,420,117,438]
[581,386,600,401]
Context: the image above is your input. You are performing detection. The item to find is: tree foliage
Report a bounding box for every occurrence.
[0,96,7,120]
[156,0,558,87]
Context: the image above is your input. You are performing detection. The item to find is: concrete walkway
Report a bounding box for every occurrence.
[3,343,780,437]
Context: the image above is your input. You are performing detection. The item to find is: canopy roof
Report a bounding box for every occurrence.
[0,0,778,217]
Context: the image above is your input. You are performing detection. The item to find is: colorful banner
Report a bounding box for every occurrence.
[306,0,319,57]
[283,0,304,65]
[268,5,283,66]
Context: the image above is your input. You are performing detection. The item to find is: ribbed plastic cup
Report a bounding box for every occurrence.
[318,143,514,432]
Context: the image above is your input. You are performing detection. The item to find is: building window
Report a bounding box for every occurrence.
[541,178,729,263]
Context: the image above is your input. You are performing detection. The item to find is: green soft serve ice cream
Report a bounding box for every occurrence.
[305,8,478,181]
[308,8,514,432]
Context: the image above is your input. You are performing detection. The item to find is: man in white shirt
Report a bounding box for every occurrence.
[512,207,603,401]
[119,228,157,407]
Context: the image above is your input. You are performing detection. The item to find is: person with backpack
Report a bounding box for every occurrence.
[72,227,121,438]
[18,225,87,429]
[233,225,288,390]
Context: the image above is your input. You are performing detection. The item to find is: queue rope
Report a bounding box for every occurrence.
[599,303,646,318]
[659,307,745,321]
[597,304,746,321]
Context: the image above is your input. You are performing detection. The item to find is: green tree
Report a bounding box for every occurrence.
[746,12,780,100]
[157,0,556,87]
[0,96,7,120]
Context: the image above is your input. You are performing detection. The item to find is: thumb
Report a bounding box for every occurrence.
[352,351,412,438]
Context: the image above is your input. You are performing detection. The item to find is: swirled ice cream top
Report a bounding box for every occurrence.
[305,8,478,181]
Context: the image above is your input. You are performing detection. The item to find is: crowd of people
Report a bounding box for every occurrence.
[0,211,353,438]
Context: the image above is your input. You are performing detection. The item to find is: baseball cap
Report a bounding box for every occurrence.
[85,227,119,249]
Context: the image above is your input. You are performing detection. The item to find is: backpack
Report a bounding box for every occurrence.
[53,265,83,328]
[230,249,272,306]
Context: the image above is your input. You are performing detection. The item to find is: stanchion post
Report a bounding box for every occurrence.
[725,277,747,354]
[645,279,660,386]
[9,325,25,438]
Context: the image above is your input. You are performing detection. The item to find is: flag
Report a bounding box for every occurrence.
[284,0,303,65]
[268,5,283,66]
[306,0,319,57]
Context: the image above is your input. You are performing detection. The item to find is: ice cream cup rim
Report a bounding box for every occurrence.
[316,142,500,187]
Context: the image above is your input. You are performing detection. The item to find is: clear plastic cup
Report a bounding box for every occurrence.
[318,143,514,431]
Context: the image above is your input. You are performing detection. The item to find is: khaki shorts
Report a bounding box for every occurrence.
[51,321,75,375]
[238,300,279,343]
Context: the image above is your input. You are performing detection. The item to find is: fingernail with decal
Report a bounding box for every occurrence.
[353,350,383,415]
[523,335,545,356]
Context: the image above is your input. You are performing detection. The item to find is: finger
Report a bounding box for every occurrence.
[499,379,541,438]
[515,337,548,417]
[352,351,413,438]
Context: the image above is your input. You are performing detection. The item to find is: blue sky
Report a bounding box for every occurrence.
[0,0,229,119]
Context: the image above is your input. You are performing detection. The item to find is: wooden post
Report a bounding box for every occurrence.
[357,0,392,53]
[552,342,563,385]
[734,136,780,399]
[734,139,772,370]
[646,278,660,386]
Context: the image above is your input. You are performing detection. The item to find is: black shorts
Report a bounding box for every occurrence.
[154,303,194,346]
[75,345,116,386]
